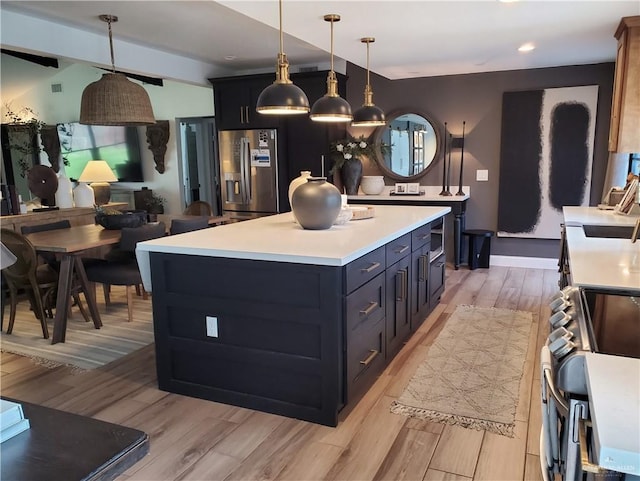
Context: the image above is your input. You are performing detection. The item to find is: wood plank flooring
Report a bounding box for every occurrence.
[0,265,557,481]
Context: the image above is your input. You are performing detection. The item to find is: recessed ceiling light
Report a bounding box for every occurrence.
[224,55,237,61]
[518,43,535,53]
[499,0,519,3]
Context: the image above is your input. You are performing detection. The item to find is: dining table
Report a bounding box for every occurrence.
[25,224,121,344]
[25,214,229,344]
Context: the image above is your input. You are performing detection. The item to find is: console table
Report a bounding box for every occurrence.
[348,186,470,269]
[1,398,149,480]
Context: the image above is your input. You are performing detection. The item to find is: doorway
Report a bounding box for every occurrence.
[177,117,220,215]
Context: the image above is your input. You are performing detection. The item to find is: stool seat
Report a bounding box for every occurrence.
[463,229,494,269]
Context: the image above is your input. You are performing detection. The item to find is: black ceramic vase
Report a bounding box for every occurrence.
[340,158,363,195]
[291,177,342,230]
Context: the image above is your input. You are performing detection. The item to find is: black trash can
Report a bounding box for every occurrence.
[463,229,494,270]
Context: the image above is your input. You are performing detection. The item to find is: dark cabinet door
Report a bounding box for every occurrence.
[385,255,411,360]
[410,243,430,331]
[211,76,277,130]
[284,72,348,205]
[429,254,446,310]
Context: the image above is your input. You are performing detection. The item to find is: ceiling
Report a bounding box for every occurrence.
[1,0,639,82]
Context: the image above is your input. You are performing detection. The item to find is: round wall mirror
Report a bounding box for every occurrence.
[373,110,441,181]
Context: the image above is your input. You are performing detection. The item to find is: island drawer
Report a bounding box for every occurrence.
[345,273,385,332]
[345,246,386,294]
[412,224,431,251]
[346,318,385,403]
[385,233,412,267]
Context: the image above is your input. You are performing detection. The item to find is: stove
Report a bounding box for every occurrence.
[540,286,640,481]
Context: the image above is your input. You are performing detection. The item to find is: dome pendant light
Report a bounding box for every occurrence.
[310,14,352,123]
[256,0,309,115]
[352,37,386,127]
[80,14,155,126]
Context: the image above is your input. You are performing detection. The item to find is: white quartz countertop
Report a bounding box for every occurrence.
[563,207,640,293]
[563,206,639,227]
[585,353,640,476]
[137,205,450,283]
[348,185,469,202]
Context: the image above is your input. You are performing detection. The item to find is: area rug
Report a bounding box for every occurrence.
[1,292,154,371]
[391,305,533,437]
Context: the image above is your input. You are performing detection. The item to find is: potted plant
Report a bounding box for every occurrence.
[329,135,390,195]
[2,104,46,178]
[144,192,166,221]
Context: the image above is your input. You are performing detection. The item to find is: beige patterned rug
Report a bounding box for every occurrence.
[391,305,533,437]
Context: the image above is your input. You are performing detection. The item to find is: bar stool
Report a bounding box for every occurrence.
[463,229,494,270]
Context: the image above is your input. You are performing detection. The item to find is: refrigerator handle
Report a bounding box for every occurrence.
[241,138,252,204]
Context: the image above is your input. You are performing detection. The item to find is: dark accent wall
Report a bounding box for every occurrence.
[347,62,615,259]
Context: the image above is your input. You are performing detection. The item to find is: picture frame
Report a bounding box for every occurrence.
[407,183,420,194]
[394,183,407,194]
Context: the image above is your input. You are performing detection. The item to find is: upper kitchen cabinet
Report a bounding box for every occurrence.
[284,71,348,183]
[608,16,640,153]
[210,74,279,130]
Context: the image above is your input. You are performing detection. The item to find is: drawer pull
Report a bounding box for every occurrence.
[394,245,410,255]
[435,261,445,268]
[418,233,429,240]
[361,261,381,274]
[359,349,379,367]
[359,301,379,317]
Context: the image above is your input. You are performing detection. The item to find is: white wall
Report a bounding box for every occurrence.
[3,61,215,214]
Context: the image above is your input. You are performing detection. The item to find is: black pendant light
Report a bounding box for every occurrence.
[352,37,386,127]
[80,14,155,126]
[256,0,309,115]
[310,14,352,123]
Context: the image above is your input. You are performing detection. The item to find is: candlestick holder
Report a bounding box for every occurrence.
[456,121,466,196]
[440,122,452,196]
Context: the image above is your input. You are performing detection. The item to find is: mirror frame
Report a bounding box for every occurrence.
[372,108,442,182]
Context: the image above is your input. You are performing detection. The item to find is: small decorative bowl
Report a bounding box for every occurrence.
[96,210,148,230]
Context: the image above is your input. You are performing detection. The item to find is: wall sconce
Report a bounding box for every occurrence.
[76,160,118,206]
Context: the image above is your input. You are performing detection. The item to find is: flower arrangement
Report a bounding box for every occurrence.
[329,135,390,175]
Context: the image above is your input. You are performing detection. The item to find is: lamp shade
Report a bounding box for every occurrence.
[256,81,310,115]
[352,104,386,127]
[80,73,155,126]
[78,160,118,183]
[309,95,353,122]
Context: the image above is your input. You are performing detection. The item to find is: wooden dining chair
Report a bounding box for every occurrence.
[183,200,213,217]
[1,229,58,338]
[170,217,209,235]
[85,223,166,322]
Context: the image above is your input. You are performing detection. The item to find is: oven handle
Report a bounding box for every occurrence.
[541,347,569,416]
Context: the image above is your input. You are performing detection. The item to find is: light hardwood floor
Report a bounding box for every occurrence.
[0,265,558,481]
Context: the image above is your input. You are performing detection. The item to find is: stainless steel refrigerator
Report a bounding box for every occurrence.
[218,129,279,221]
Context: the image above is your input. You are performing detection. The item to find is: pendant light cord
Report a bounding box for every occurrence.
[330,18,335,73]
[107,16,116,73]
[279,0,284,56]
[366,40,370,87]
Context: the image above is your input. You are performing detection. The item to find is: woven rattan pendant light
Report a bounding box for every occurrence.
[310,14,352,123]
[80,14,155,126]
[256,0,309,115]
[352,38,386,127]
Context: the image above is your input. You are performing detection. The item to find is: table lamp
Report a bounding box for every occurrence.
[76,160,118,206]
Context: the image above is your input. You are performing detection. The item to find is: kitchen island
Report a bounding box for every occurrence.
[348,186,469,269]
[137,205,450,426]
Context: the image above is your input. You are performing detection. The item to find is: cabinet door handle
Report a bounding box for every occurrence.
[435,261,445,268]
[240,106,244,124]
[359,349,379,367]
[419,255,428,281]
[396,269,407,302]
[245,106,250,124]
[361,261,381,273]
[359,301,378,317]
[394,245,410,255]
